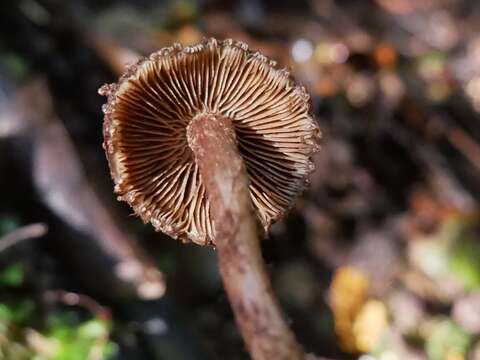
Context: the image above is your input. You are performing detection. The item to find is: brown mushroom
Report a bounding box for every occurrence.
[100,38,320,360]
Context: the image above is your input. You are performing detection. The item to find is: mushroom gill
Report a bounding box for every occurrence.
[100,38,320,245]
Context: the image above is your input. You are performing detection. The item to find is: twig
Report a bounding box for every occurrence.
[44,289,111,320]
[446,127,480,171]
[7,79,165,299]
[0,223,48,253]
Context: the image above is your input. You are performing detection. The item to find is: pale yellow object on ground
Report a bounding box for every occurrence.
[353,300,389,353]
[330,266,369,353]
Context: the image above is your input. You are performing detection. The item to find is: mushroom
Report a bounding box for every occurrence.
[100,38,320,360]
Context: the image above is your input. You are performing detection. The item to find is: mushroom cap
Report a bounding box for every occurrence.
[100,38,320,245]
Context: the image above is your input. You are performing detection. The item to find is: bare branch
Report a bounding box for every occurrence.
[0,223,48,253]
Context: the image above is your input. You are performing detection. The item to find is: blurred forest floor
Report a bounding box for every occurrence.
[2,0,480,359]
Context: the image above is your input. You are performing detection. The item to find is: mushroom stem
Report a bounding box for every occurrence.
[187,114,307,360]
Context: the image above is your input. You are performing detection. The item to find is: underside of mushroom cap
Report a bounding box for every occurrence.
[100,38,320,245]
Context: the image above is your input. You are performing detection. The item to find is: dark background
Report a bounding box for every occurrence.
[1,0,480,359]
